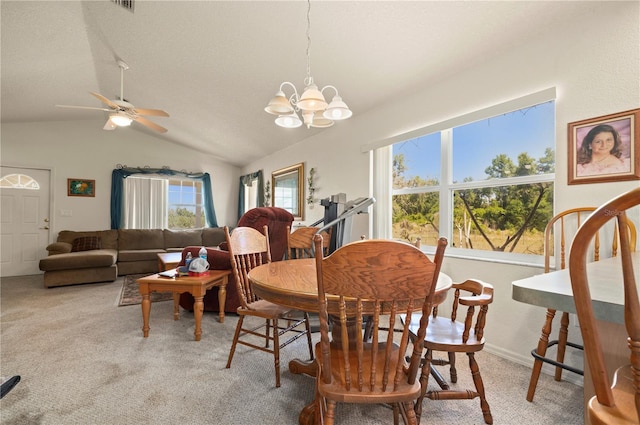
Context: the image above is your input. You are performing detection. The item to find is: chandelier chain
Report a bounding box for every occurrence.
[305,0,312,86]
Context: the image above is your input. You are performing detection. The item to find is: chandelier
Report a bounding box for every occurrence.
[264,0,352,129]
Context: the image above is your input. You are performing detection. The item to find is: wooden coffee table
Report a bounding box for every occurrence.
[136,269,231,341]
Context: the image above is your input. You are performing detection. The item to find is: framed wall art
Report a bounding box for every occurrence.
[568,108,640,185]
[67,178,95,197]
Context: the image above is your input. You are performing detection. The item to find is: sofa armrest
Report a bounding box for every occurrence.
[46,242,72,256]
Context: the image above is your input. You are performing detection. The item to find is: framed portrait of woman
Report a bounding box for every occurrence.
[568,108,640,185]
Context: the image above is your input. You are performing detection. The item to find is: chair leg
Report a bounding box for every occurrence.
[304,312,314,360]
[325,400,337,425]
[392,403,399,425]
[272,318,281,388]
[265,318,271,348]
[448,351,457,383]
[555,312,570,381]
[468,353,493,425]
[527,308,556,402]
[415,348,433,423]
[226,315,244,369]
[403,401,418,425]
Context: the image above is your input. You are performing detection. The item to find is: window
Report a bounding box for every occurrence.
[124,177,204,229]
[0,174,40,190]
[387,94,555,260]
[168,179,205,229]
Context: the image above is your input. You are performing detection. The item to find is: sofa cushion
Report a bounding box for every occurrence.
[118,249,165,262]
[164,229,202,249]
[39,249,118,271]
[71,236,102,252]
[202,227,226,247]
[57,230,118,250]
[118,229,164,250]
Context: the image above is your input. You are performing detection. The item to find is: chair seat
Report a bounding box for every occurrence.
[588,365,639,425]
[316,342,422,404]
[408,315,485,352]
[240,299,295,318]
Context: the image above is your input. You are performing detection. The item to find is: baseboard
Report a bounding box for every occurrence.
[484,343,584,387]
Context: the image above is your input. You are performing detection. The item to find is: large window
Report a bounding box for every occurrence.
[389,96,555,259]
[124,177,204,229]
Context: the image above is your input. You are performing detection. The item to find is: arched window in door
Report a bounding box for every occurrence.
[0,174,40,190]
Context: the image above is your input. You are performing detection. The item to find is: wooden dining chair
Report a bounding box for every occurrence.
[527,207,637,402]
[405,278,494,424]
[568,187,640,424]
[286,225,331,259]
[224,226,314,388]
[312,235,447,425]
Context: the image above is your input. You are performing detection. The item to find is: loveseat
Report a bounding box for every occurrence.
[38,227,226,288]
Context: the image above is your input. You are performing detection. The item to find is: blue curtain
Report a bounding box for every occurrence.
[237,170,264,221]
[110,167,218,229]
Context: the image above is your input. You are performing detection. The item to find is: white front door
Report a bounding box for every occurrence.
[0,166,51,277]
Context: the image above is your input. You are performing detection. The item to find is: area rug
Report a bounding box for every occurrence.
[118,274,174,307]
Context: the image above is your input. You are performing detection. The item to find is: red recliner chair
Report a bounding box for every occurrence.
[178,207,294,313]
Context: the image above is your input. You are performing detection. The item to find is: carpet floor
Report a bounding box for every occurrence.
[0,274,584,424]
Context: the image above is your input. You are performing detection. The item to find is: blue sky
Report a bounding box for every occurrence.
[394,101,555,182]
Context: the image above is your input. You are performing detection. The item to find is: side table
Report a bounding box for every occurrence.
[136,269,230,341]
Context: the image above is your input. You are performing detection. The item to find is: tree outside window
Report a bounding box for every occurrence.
[392,100,555,256]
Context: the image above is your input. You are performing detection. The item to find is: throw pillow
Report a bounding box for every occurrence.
[71,236,102,252]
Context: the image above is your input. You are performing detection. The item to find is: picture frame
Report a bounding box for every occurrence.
[568,108,640,185]
[67,178,95,197]
[272,163,304,220]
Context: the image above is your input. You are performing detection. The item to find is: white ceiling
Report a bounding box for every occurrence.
[1,1,600,167]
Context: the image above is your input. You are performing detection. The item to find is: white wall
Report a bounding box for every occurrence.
[243,2,640,374]
[1,120,241,237]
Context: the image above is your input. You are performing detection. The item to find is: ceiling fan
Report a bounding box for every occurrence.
[56,60,169,133]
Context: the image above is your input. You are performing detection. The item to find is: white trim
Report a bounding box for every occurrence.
[361,87,557,153]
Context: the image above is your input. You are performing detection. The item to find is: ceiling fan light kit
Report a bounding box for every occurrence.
[56,60,169,133]
[264,0,352,129]
[109,111,132,127]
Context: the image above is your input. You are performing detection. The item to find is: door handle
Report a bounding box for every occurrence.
[40,226,49,230]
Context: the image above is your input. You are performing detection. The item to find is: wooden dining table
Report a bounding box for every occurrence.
[249,258,453,425]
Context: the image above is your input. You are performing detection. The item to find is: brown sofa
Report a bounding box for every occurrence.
[38,228,226,288]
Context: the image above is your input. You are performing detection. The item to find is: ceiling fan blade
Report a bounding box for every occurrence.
[89,92,119,109]
[103,119,117,130]
[133,108,169,117]
[134,116,167,133]
[56,105,110,112]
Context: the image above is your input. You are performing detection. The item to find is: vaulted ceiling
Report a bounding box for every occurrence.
[1,1,600,166]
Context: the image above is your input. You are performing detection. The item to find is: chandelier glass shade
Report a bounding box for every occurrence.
[265,0,352,129]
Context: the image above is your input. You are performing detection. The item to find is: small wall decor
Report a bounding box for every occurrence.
[264,180,271,207]
[67,178,95,197]
[568,108,640,185]
[306,167,316,208]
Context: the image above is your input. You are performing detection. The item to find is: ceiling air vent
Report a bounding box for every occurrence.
[111,0,134,13]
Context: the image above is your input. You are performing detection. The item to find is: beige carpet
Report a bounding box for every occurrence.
[0,274,584,424]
